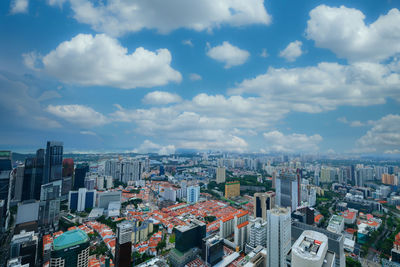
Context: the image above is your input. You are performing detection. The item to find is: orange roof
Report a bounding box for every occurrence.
[222,215,234,223]
[396,232,400,241]
[346,228,357,234]
[236,221,249,229]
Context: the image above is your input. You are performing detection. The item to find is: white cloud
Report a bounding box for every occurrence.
[37,91,62,102]
[46,104,108,127]
[10,0,28,14]
[64,0,271,36]
[260,48,268,58]
[80,130,97,136]
[337,117,366,127]
[189,73,202,81]
[306,5,400,62]
[355,114,400,154]
[22,52,41,70]
[111,93,286,152]
[35,33,181,89]
[279,40,303,62]
[230,61,400,113]
[263,131,322,153]
[142,91,182,105]
[182,40,193,47]
[47,0,66,7]
[133,140,175,155]
[207,41,250,68]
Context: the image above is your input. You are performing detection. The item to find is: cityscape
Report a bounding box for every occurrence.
[1,0,400,267]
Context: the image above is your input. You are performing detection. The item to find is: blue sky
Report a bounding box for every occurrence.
[1,0,400,155]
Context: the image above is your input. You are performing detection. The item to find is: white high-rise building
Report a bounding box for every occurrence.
[105,176,113,189]
[186,185,200,204]
[216,167,226,184]
[292,230,330,267]
[267,207,291,267]
[248,218,267,248]
[96,176,104,190]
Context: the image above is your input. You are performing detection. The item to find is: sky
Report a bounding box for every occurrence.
[1,0,400,155]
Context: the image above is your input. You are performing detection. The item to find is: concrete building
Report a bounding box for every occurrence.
[267,207,291,267]
[201,235,224,266]
[225,181,240,198]
[116,221,133,267]
[10,231,38,267]
[216,167,226,184]
[253,191,275,220]
[276,173,300,211]
[248,218,267,248]
[97,191,121,208]
[68,188,96,212]
[327,215,344,234]
[291,230,334,267]
[50,229,89,267]
[186,185,200,204]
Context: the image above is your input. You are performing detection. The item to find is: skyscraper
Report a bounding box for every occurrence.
[22,149,45,201]
[216,167,226,184]
[43,141,63,184]
[186,185,200,204]
[116,221,133,267]
[267,207,291,267]
[10,230,38,267]
[254,191,275,220]
[68,188,96,212]
[276,173,300,211]
[0,151,12,231]
[73,163,89,190]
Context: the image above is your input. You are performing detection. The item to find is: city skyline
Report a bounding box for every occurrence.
[1,0,400,155]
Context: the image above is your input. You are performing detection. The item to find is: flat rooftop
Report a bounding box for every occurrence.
[53,229,88,251]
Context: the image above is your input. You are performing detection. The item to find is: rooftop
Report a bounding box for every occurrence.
[53,229,89,251]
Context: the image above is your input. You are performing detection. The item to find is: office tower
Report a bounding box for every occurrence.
[159,165,165,176]
[50,229,89,267]
[382,173,396,185]
[13,165,24,202]
[62,158,74,177]
[68,188,96,212]
[61,176,72,201]
[272,171,277,189]
[267,207,291,267]
[22,149,45,201]
[276,173,300,211]
[292,221,345,267]
[225,181,240,198]
[96,175,104,190]
[10,230,38,267]
[294,206,315,225]
[84,175,95,190]
[202,235,224,266]
[254,191,275,220]
[292,230,333,267]
[116,221,133,267]
[44,141,63,184]
[39,180,61,229]
[175,221,206,253]
[0,151,12,232]
[216,167,226,184]
[186,185,200,204]
[74,163,89,190]
[248,218,267,248]
[15,201,39,234]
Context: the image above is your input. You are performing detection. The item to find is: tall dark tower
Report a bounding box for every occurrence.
[74,163,89,190]
[115,221,133,267]
[43,141,63,184]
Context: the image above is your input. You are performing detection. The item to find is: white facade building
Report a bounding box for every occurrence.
[292,230,329,267]
[186,185,200,204]
[267,207,291,267]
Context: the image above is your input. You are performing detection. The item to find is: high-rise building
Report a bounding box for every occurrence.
[0,151,12,231]
[13,165,24,202]
[248,218,267,248]
[216,167,226,184]
[175,220,206,253]
[186,185,200,204]
[267,207,291,267]
[97,191,122,209]
[201,235,224,266]
[291,230,334,267]
[74,163,89,190]
[382,173,396,185]
[253,191,275,220]
[50,229,89,267]
[225,181,240,198]
[44,141,63,184]
[62,158,74,178]
[105,176,113,189]
[68,188,96,212]
[39,180,62,229]
[22,150,45,201]
[115,221,133,267]
[276,173,300,211]
[10,230,38,267]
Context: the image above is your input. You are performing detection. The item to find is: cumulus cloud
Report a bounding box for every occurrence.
[263,131,323,153]
[111,93,285,152]
[279,41,303,62]
[230,61,400,113]
[142,91,182,105]
[80,130,97,136]
[31,34,181,89]
[189,73,202,81]
[46,104,108,127]
[10,0,28,14]
[63,0,271,36]
[306,5,400,62]
[207,41,250,68]
[182,40,194,47]
[355,114,400,154]
[337,117,367,127]
[133,140,175,155]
